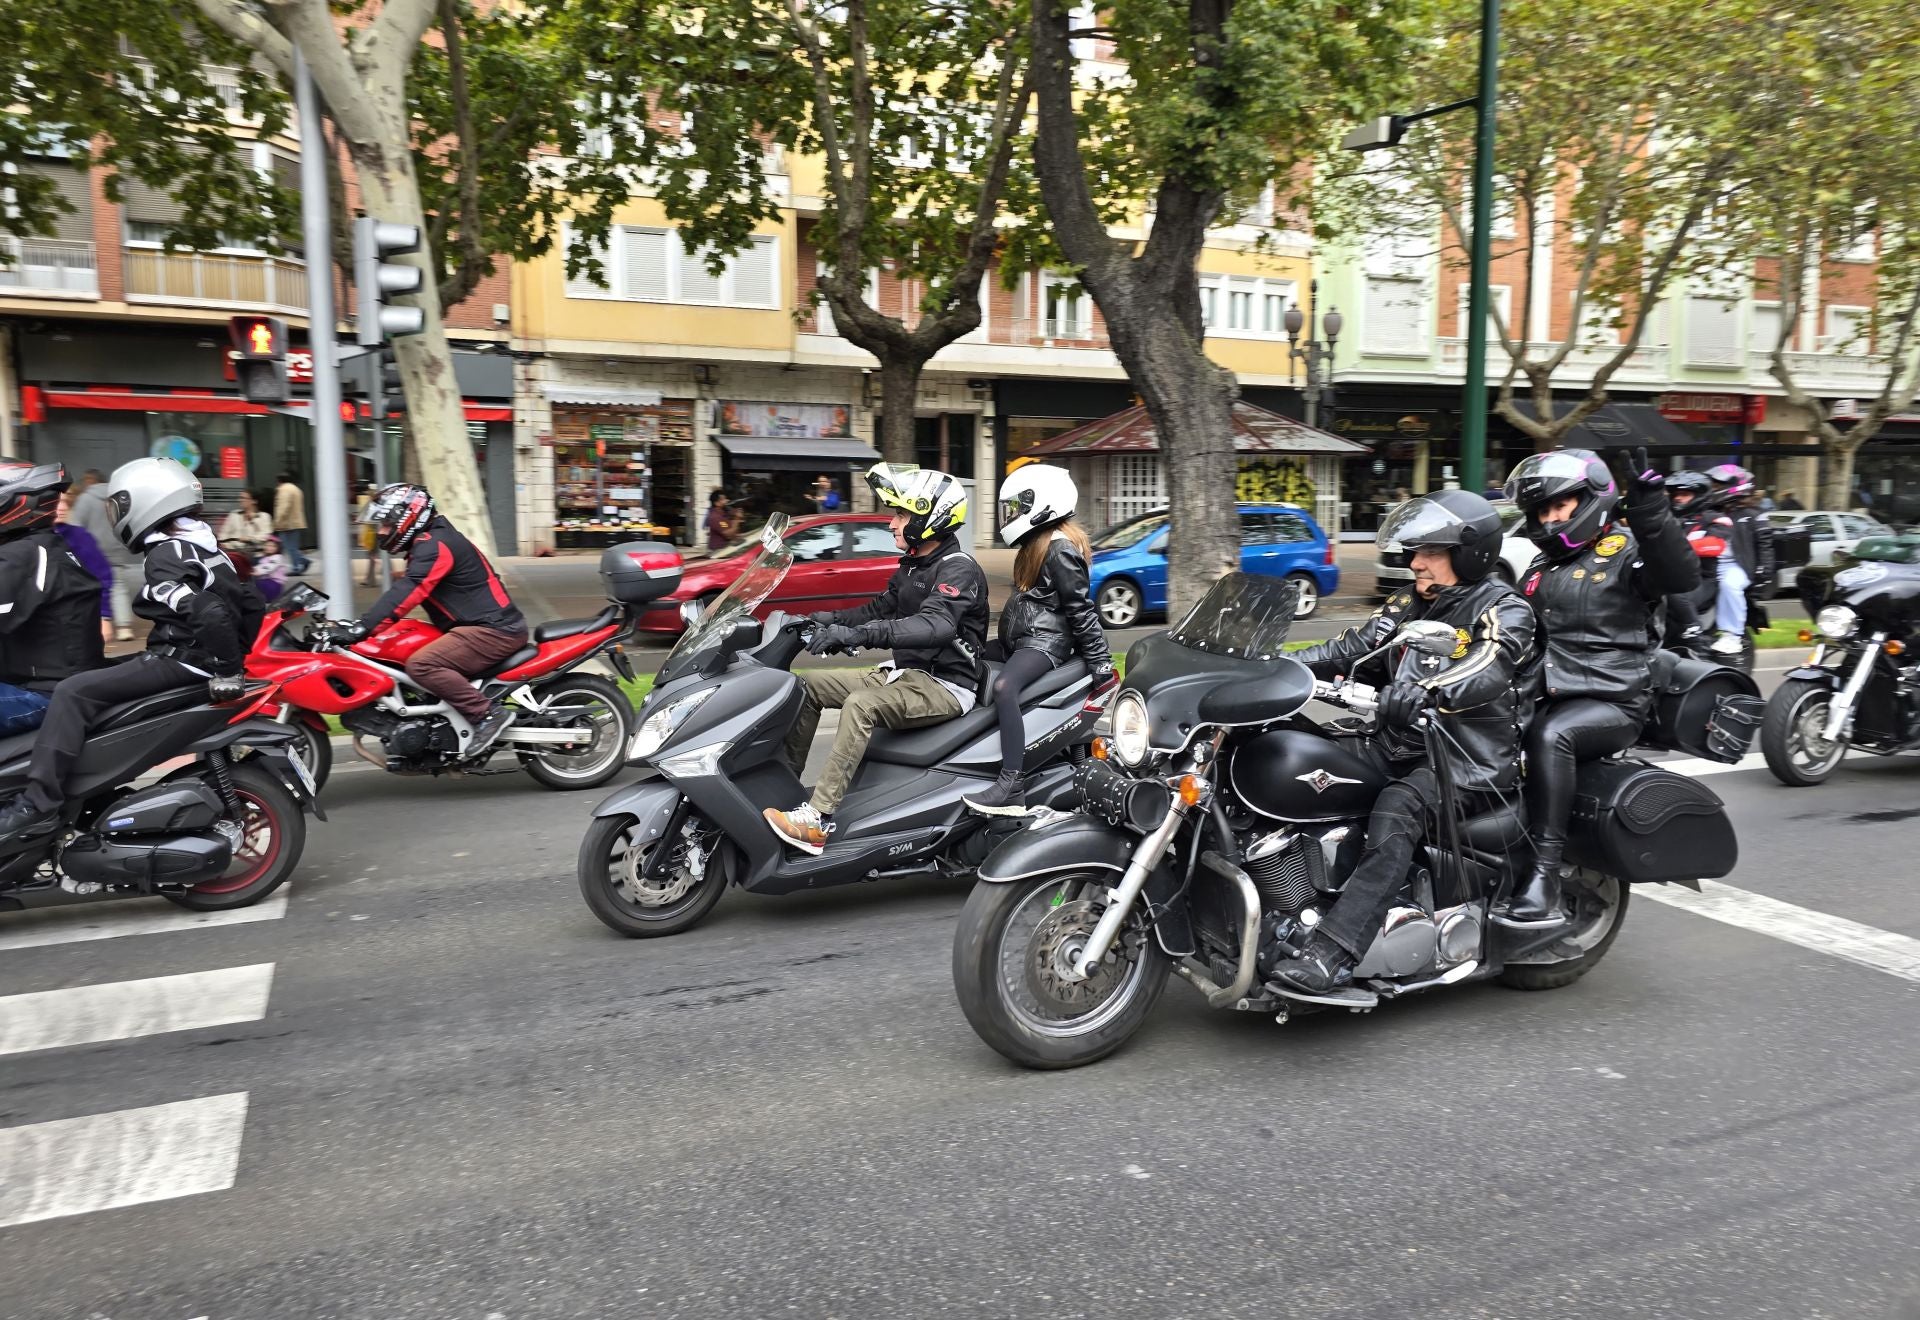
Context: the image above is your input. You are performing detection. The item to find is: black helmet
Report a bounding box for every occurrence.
[1376,489,1504,584]
[1667,470,1712,506]
[1504,447,1619,560]
[0,461,67,539]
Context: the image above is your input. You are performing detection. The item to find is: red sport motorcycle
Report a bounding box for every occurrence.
[244,543,683,792]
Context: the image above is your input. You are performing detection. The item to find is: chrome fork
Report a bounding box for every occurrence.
[1067,799,1190,981]
[1821,632,1886,744]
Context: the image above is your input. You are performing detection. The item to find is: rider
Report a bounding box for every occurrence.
[1700,464,1768,655]
[0,459,262,836]
[763,463,987,855]
[0,462,106,735]
[1664,470,1727,641]
[327,484,528,757]
[1501,447,1699,924]
[1264,490,1539,994]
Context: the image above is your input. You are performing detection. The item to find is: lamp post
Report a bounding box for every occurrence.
[1284,281,1343,430]
[1343,0,1502,495]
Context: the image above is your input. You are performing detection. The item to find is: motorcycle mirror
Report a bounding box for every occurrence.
[1394,620,1462,657]
[679,598,704,628]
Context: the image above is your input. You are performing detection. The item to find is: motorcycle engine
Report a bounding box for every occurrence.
[1242,826,1351,913]
[388,717,457,760]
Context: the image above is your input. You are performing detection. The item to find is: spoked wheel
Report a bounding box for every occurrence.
[952,871,1170,1069]
[166,762,306,912]
[1498,870,1628,990]
[1761,679,1849,786]
[1097,580,1142,629]
[578,809,729,937]
[518,673,634,791]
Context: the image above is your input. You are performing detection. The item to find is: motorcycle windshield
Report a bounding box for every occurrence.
[1166,572,1297,660]
[662,513,795,675]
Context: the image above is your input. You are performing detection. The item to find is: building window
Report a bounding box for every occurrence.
[1573,296,1619,346]
[1362,275,1428,355]
[1825,305,1869,353]
[1041,273,1091,338]
[1198,273,1297,340]
[1454,283,1513,342]
[1749,300,1785,354]
[1684,295,1742,367]
[565,225,780,309]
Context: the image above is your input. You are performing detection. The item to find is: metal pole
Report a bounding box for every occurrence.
[294,47,354,614]
[1303,280,1320,429]
[1460,0,1502,496]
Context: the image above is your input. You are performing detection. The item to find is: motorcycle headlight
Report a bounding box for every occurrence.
[630,686,717,761]
[1816,605,1858,640]
[1110,690,1150,767]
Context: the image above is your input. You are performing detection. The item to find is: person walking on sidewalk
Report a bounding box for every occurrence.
[69,468,140,640]
[274,471,309,575]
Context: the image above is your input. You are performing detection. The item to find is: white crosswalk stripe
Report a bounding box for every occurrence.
[0,888,290,952]
[0,964,276,1058]
[0,1094,251,1228]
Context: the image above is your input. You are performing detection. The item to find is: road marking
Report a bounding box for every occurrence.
[0,1093,250,1228]
[0,964,275,1058]
[1656,752,1767,778]
[1643,878,1920,983]
[0,888,290,953]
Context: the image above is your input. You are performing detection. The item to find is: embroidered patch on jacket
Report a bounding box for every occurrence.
[1594,533,1627,557]
[937,582,959,597]
[1452,627,1472,659]
[1524,571,1541,595]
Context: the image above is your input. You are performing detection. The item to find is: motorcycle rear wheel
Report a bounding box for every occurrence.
[1761,678,1848,786]
[578,809,728,937]
[519,674,634,791]
[952,871,1169,1070]
[1498,871,1628,990]
[165,762,306,912]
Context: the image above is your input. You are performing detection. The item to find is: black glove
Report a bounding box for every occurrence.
[806,624,864,656]
[1090,667,1120,698]
[317,619,369,647]
[806,611,839,628]
[208,674,246,704]
[1378,680,1431,735]
[1609,446,1663,495]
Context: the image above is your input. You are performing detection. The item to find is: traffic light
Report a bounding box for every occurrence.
[227,315,290,404]
[353,216,426,347]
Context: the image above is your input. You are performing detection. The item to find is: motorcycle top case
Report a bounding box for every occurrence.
[1644,651,1763,764]
[1565,758,1736,883]
[599,540,683,606]
[100,781,224,836]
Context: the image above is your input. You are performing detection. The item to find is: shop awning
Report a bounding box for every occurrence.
[41,386,510,423]
[717,435,882,471]
[1023,401,1369,457]
[543,384,665,407]
[1507,400,1698,449]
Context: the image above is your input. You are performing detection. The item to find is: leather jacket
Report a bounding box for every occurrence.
[360,515,526,635]
[1727,503,1775,588]
[0,530,106,691]
[1518,488,1699,710]
[829,535,989,689]
[999,534,1112,671]
[139,524,265,676]
[1294,576,1539,792]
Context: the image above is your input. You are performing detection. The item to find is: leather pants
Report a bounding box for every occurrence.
[1524,698,1643,869]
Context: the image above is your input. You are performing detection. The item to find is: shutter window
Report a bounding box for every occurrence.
[620,227,671,300]
[1685,295,1741,366]
[676,239,724,303]
[731,235,777,307]
[120,176,186,227]
[564,228,612,298]
[1749,303,1783,353]
[1363,276,1426,354]
[18,162,92,242]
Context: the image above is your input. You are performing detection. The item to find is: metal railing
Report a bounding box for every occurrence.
[1438,336,1667,378]
[1007,315,1110,348]
[1760,349,1886,385]
[0,237,100,297]
[122,247,308,311]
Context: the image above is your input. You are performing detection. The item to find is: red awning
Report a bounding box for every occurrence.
[1025,401,1369,457]
[43,387,511,424]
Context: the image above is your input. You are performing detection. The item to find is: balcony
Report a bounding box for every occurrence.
[1754,349,1886,388]
[0,238,100,299]
[1438,337,1667,382]
[1006,315,1111,349]
[123,247,308,313]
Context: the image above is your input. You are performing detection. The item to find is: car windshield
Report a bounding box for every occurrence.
[1167,572,1297,659]
[1093,513,1168,551]
[663,513,794,672]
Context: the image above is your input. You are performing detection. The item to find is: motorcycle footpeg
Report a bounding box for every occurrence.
[1490,908,1569,930]
[1266,983,1379,1010]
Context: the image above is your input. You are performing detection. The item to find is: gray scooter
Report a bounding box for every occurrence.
[579,516,1106,937]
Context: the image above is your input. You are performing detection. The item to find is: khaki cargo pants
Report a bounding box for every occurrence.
[786,667,962,815]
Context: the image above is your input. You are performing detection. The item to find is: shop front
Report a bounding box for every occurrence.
[1829,401,1920,523]
[993,379,1135,477]
[714,398,879,524]
[1324,409,1452,533]
[547,395,696,549]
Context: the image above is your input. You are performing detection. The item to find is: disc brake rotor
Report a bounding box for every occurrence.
[615,829,704,907]
[1024,898,1133,1015]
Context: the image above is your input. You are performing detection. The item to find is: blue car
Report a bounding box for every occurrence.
[1087,502,1339,628]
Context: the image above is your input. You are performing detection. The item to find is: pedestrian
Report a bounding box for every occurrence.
[219,488,274,553]
[356,482,381,586]
[68,468,140,640]
[274,471,310,574]
[1756,487,1777,513]
[53,488,115,644]
[252,534,290,602]
[704,488,737,553]
[1779,490,1806,511]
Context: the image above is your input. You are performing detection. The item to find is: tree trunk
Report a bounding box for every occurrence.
[1822,438,1861,511]
[875,357,922,465]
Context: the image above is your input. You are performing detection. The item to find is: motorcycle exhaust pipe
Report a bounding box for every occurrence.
[351,734,389,770]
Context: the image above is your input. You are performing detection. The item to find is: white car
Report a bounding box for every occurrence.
[1766,510,1892,592]
[1375,500,1538,595]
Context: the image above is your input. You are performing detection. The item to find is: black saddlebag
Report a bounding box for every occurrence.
[1643,651,1764,763]
[1566,758,1736,884]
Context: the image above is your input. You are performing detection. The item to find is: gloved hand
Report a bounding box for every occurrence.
[1090,667,1120,698]
[806,624,864,656]
[326,619,371,646]
[806,611,839,628]
[207,674,246,704]
[1378,680,1431,735]
[1609,445,1663,495]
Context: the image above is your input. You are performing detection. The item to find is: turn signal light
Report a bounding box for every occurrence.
[1797,629,1814,643]
[1887,639,1907,657]
[1177,774,1205,806]
[1090,737,1111,761]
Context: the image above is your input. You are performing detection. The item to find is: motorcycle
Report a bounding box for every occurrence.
[244,541,682,792]
[1761,558,1920,786]
[577,514,1108,939]
[951,572,1742,1071]
[0,677,319,913]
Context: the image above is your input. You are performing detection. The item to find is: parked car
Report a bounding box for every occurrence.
[1375,500,1537,596]
[1766,510,1891,593]
[1088,503,1338,628]
[637,513,900,634]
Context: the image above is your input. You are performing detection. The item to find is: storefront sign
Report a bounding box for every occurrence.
[150,435,202,471]
[1656,392,1764,424]
[218,447,247,480]
[717,400,853,439]
[1331,412,1437,442]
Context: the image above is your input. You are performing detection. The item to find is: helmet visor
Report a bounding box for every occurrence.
[866,463,922,512]
[1000,488,1034,528]
[1506,450,1591,491]
[1376,497,1468,552]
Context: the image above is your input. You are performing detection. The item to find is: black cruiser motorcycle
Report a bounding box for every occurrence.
[1761,557,1920,785]
[952,573,1743,1070]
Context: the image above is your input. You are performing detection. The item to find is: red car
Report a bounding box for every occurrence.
[638,513,902,633]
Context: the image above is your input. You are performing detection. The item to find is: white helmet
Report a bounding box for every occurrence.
[106,457,203,553]
[998,463,1078,545]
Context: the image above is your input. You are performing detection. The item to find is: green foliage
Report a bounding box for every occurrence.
[1235,458,1314,507]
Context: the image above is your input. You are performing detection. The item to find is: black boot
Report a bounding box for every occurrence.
[0,791,58,838]
[466,701,517,757]
[964,769,1030,816]
[1266,931,1357,994]
[1499,862,1564,926]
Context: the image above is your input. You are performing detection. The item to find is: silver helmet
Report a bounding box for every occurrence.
[106,457,203,553]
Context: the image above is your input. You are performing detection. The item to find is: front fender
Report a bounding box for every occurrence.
[1784,665,1842,686]
[591,775,682,827]
[978,814,1137,883]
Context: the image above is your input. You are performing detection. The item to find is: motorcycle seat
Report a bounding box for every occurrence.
[865,660,1089,768]
[1459,799,1528,853]
[533,605,619,644]
[97,685,212,731]
[0,729,35,774]
[476,644,540,680]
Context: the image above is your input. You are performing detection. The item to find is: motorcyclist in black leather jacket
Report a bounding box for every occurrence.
[1265,490,1540,994]
[965,463,1115,814]
[1501,447,1699,924]
[1662,471,1719,641]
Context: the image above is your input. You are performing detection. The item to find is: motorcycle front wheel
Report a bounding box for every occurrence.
[518,673,634,791]
[1761,678,1849,786]
[952,871,1170,1070]
[578,808,729,937]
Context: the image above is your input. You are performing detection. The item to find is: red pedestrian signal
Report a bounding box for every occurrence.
[228,314,288,361]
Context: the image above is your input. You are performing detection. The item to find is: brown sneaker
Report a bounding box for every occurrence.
[763,804,830,856]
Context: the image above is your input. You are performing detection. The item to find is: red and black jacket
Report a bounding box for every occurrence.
[358,516,526,635]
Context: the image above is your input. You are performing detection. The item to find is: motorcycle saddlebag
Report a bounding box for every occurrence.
[99,781,223,836]
[1643,651,1764,763]
[1565,758,1736,884]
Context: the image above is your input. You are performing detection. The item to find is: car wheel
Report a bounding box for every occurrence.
[1097,579,1142,629]
[1284,573,1320,619]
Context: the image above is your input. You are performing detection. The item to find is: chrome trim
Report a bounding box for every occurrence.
[1821,632,1884,743]
[1198,851,1262,1008]
[976,860,1125,884]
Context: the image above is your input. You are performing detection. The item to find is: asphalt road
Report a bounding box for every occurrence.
[4,657,1919,1319]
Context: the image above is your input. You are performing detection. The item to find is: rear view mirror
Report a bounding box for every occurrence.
[1395,619,1461,657]
[679,598,704,628]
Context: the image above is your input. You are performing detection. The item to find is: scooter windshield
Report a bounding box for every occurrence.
[1166,571,1298,660]
[663,513,795,673]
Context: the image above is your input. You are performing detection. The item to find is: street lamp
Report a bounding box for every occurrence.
[1344,0,1502,496]
[1284,281,1343,430]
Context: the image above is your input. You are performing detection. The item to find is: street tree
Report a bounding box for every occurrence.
[1025,0,1418,610]
[557,0,1035,464]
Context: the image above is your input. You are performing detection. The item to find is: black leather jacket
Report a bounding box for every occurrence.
[1518,488,1699,710]
[999,534,1113,670]
[360,515,526,634]
[139,528,265,676]
[1294,577,1539,792]
[830,535,989,689]
[0,530,105,692]
[1727,503,1775,588]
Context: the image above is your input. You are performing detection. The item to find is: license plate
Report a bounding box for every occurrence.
[284,745,319,797]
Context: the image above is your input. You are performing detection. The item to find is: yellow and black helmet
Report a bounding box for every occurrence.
[865,463,968,543]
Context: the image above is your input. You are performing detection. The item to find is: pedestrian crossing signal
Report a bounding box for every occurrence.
[226,315,290,404]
